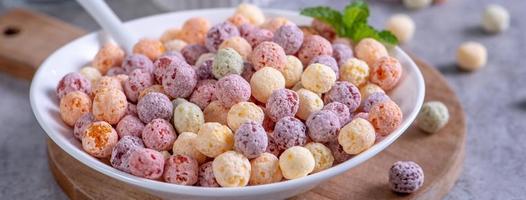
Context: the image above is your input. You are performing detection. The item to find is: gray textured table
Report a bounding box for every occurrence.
[0,0,525,199]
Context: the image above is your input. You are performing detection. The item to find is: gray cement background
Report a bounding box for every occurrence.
[0,0,525,199]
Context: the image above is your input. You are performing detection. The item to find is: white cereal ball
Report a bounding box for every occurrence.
[164,39,187,52]
[172,132,207,164]
[482,4,510,34]
[235,3,265,26]
[416,101,449,133]
[279,146,315,179]
[304,142,334,173]
[212,151,251,187]
[456,41,487,71]
[79,66,102,85]
[403,0,432,10]
[386,14,415,44]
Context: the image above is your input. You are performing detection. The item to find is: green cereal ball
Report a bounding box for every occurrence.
[212,48,244,79]
[417,101,449,133]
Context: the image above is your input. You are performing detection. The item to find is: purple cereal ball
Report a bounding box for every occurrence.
[142,118,177,151]
[353,112,369,121]
[326,141,352,164]
[110,135,145,173]
[205,22,240,52]
[389,161,425,193]
[124,69,154,103]
[273,116,307,151]
[266,89,299,122]
[153,53,187,83]
[196,59,214,80]
[163,155,199,185]
[323,102,351,126]
[181,44,209,65]
[137,92,173,123]
[273,24,304,55]
[239,23,256,38]
[190,79,218,110]
[122,54,154,74]
[234,121,268,159]
[126,103,137,116]
[106,67,126,76]
[198,161,219,187]
[323,81,361,112]
[56,72,91,99]
[116,115,145,138]
[128,148,165,179]
[363,92,391,112]
[241,62,256,81]
[332,43,354,65]
[245,28,274,47]
[306,110,341,143]
[265,133,282,157]
[309,55,339,78]
[215,74,251,108]
[73,113,96,140]
[162,64,197,98]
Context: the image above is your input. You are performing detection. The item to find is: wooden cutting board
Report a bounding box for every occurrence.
[1,9,466,200]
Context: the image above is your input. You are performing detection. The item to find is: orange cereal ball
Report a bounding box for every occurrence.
[340,58,370,87]
[92,76,122,95]
[92,89,128,125]
[59,91,92,126]
[260,17,292,32]
[92,43,125,75]
[228,14,250,27]
[250,67,286,103]
[235,3,265,26]
[160,28,181,43]
[219,36,252,60]
[249,153,283,185]
[179,17,211,45]
[370,56,403,91]
[133,38,165,60]
[82,121,118,158]
[354,38,388,67]
[368,100,403,136]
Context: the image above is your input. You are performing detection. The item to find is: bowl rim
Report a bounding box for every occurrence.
[30,8,425,196]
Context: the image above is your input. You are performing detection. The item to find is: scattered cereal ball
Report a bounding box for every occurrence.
[142,118,177,151]
[82,121,118,158]
[128,148,165,179]
[261,17,292,32]
[180,17,211,45]
[296,89,324,120]
[266,89,300,122]
[198,161,220,187]
[273,24,304,55]
[215,74,251,108]
[137,92,173,123]
[92,43,125,74]
[195,58,215,80]
[370,56,403,91]
[456,41,487,71]
[164,39,188,52]
[172,132,207,164]
[311,19,336,40]
[212,48,244,79]
[332,43,354,65]
[417,101,449,133]
[250,41,287,71]
[297,35,333,65]
[110,135,144,173]
[212,151,251,187]
[389,161,424,193]
[234,121,268,159]
[386,14,415,44]
[59,91,91,126]
[56,72,91,99]
[340,58,370,87]
[482,4,510,34]
[369,100,403,136]
[138,84,165,101]
[133,38,165,61]
[181,44,209,65]
[116,115,145,138]
[323,102,351,126]
[309,55,339,79]
[122,54,155,74]
[79,66,102,86]
[403,0,432,10]
[163,155,199,185]
[279,146,315,179]
[203,101,229,125]
[219,36,252,60]
[195,122,234,157]
[249,153,282,185]
[227,102,265,131]
[93,76,122,95]
[190,79,217,109]
[73,113,95,140]
[301,63,336,94]
[162,64,197,98]
[235,3,265,26]
[92,89,128,125]
[363,92,391,112]
[228,13,250,27]
[306,110,341,143]
[304,142,334,173]
[324,81,362,112]
[355,38,388,67]
[273,116,307,151]
[205,22,240,52]
[280,55,303,88]
[338,118,376,155]
[360,82,385,102]
[124,69,154,103]
[250,67,286,103]
[245,28,274,47]
[326,141,352,164]
[173,102,204,133]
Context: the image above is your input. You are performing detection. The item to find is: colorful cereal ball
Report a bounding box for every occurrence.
[301,63,336,94]
[279,146,315,180]
[249,153,283,185]
[195,122,234,157]
[212,48,244,79]
[363,92,391,112]
[304,142,334,173]
[124,69,154,103]
[369,100,403,136]
[92,43,125,74]
[219,36,252,60]
[92,89,128,125]
[82,121,118,158]
[332,43,354,65]
[128,148,165,179]
[92,76,122,95]
[180,17,211,45]
[370,56,403,91]
[133,38,165,61]
[338,118,376,155]
[297,35,333,65]
[110,135,144,173]
[355,38,389,67]
[122,54,155,74]
[181,44,209,65]
[261,17,292,32]
[142,118,177,151]
[360,82,385,102]
[215,74,251,108]
[79,66,101,86]
[389,161,424,193]
[250,41,287,71]
[212,151,251,187]
[56,72,91,99]
[116,115,145,138]
[153,53,186,83]
[163,155,199,185]
[73,113,95,140]
[417,101,449,133]
[309,55,339,79]
[296,89,324,120]
[234,121,268,159]
[189,80,217,110]
[306,110,341,143]
[164,39,188,52]
[137,92,173,123]
[59,91,92,126]
[172,132,207,164]
[273,24,304,55]
[198,161,220,187]
[205,22,240,52]
[173,102,205,133]
[340,58,370,87]
[250,67,285,103]
[324,81,362,112]
[235,3,265,26]
[266,89,299,122]
[280,55,303,88]
[203,101,229,125]
[162,64,197,98]
[273,116,307,151]
[227,102,265,131]
[326,141,353,164]
[323,102,351,126]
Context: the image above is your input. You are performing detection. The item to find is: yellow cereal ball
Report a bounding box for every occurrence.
[82,121,118,158]
[138,84,165,101]
[178,17,211,45]
[93,76,123,95]
[354,38,389,67]
[219,36,252,60]
[228,13,250,27]
[339,58,370,87]
[203,101,229,125]
[456,41,487,71]
[59,91,92,126]
[212,151,251,187]
[280,55,304,88]
[164,39,187,52]
[172,132,207,164]
[195,122,234,157]
[235,3,265,26]
[79,66,102,86]
[249,153,283,185]
[261,17,292,32]
[296,89,324,120]
[160,28,181,43]
[279,146,315,179]
[304,142,334,173]
[173,102,204,133]
[92,43,125,75]
[250,67,285,103]
[133,38,165,60]
[301,63,336,94]
[92,89,127,125]
[386,14,415,44]
[227,102,265,131]
[360,82,385,103]
[338,118,376,155]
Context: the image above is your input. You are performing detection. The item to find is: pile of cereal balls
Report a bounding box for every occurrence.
[56,3,404,187]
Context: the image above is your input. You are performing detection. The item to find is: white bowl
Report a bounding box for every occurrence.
[30,8,425,200]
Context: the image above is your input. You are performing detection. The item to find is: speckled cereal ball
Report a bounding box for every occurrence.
[59,91,91,127]
[266,89,299,122]
[205,22,240,52]
[215,74,251,108]
[311,19,336,40]
[181,44,209,65]
[273,24,304,55]
[389,161,425,193]
[355,38,388,67]
[73,113,95,140]
[56,72,91,99]
[212,48,244,79]
[386,14,415,44]
[324,81,362,112]
[249,153,282,185]
[301,63,336,94]
[212,151,251,187]
[124,69,154,103]
[163,155,199,185]
[195,59,214,81]
[189,80,217,110]
[323,102,351,126]
[482,4,510,34]
[296,89,324,120]
[403,0,431,10]
[162,64,197,98]
[235,3,265,26]
[195,122,234,157]
[370,56,403,91]
[234,121,268,159]
[297,35,333,65]
[116,115,145,138]
[338,118,376,155]
[227,102,264,131]
[280,55,303,88]
[261,17,292,32]
[92,43,125,74]
[306,110,341,143]
[142,118,177,151]
[219,36,252,60]
[110,136,144,173]
[250,67,286,103]
[92,76,122,95]
[326,141,352,164]
[173,102,204,133]
[456,41,487,71]
[332,43,354,65]
[265,133,282,157]
[309,55,339,79]
[137,92,173,123]
[304,142,334,173]
[179,17,211,45]
[153,53,186,83]
[172,132,207,164]
[369,100,403,136]
[164,39,188,52]
[363,92,391,112]
[198,161,219,187]
[122,54,155,74]
[245,28,274,47]
[133,38,165,61]
[203,101,229,125]
[128,148,165,179]
[228,13,250,27]
[79,66,101,86]
[360,82,385,102]
[279,146,315,179]
[82,121,118,158]
[138,84,165,101]
[250,41,287,71]
[417,101,449,133]
[340,58,370,87]
[92,89,127,125]
[273,116,307,150]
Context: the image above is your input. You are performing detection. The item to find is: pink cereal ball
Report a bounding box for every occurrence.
[73,113,96,140]
[309,55,339,79]
[128,148,165,179]
[297,35,333,65]
[272,24,304,55]
[106,67,126,76]
[162,64,197,98]
[205,22,240,52]
[332,43,354,65]
[110,135,145,173]
[92,89,128,125]
[133,38,166,61]
[190,79,217,110]
[181,44,210,65]
[92,43,125,75]
[234,121,268,159]
[124,69,154,103]
[198,161,220,187]
[82,121,119,158]
[389,161,424,193]
[137,92,173,123]
[370,56,403,91]
[354,38,388,67]
[273,116,307,151]
[306,110,341,143]
[363,92,391,112]
[153,53,187,83]
[323,102,351,126]
[215,74,251,108]
[116,115,145,138]
[323,81,362,112]
[369,100,403,136]
[60,91,92,126]
[56,72,91,99]
[249,41,287,71]
[163,155,199,185]
[245,28,274,47]
[266,89,300,122]
[122,54,155,74]
[142,118,177,151]
[326,141,353,164]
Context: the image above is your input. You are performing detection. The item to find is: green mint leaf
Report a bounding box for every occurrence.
[342,0,369,29]
[377,31,399,46]
[300,6,344,35]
